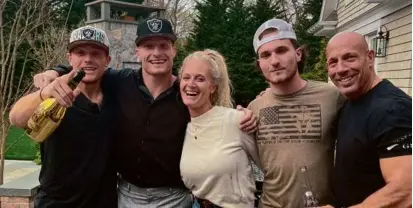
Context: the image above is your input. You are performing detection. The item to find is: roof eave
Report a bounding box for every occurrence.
[308,21,338,37]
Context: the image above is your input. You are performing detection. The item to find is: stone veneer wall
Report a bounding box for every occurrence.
[88,21,140,70]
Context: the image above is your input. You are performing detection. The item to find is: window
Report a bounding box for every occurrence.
[365,33,379,73]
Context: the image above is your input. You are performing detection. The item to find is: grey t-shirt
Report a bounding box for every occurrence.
[248,81,344,208]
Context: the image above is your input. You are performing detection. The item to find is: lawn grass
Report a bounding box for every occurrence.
[5,126,37,160]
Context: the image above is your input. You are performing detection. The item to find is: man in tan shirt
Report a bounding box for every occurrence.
[248,18,344,207]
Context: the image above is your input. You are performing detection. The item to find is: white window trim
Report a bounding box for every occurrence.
[365,32,379,73]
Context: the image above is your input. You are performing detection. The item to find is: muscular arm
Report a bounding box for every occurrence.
[319,157,411,208]
[351,155,412,208]
[352,99,412,208]
[9,90,43,128]
[320,99,412,208]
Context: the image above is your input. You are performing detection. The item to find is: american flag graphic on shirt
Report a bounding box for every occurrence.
[257,104,322,143]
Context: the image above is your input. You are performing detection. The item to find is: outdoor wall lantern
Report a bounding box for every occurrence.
[374,25,389,57]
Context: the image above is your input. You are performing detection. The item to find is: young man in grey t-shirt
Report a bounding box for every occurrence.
[248,18,344,208]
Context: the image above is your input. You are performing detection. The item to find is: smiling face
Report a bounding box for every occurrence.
[326,32,376,99]
[180,58,216,116]
[67,44,111,83]
[136,36,176,77]
[257,30,302,85]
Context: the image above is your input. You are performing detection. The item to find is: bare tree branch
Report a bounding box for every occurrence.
[0,0,72,184]
[159,0,195,38]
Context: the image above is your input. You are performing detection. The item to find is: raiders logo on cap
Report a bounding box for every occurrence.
[135,17,177,46]
[68,26,110,53]
[147,19,162,33]
[82,29,95,39]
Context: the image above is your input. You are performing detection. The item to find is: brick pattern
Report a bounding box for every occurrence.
[1,196,35,208]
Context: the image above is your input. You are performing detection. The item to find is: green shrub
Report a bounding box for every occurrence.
[5,127,37,160]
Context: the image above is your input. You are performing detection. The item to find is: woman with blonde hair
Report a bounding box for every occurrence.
[179,49,261,208]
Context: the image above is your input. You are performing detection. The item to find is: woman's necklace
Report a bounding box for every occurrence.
[188,124,200,139]
[188,105,214,140]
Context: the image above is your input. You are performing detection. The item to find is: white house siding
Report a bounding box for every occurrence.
[334,0,412,96]
[377,5,412,95]
[337,0,379,29]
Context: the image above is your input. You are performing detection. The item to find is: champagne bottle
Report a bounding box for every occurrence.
[25,69,85,143]
[301,166,319,207]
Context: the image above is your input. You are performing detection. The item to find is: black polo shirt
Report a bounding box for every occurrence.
[36,93,117,208]
[102,68,190,188]
[333,80,412,207]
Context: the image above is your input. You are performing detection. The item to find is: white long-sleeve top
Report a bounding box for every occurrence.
[180,106,261,208]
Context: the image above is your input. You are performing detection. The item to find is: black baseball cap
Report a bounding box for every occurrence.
[135,17,177,46]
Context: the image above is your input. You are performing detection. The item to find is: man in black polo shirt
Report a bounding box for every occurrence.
[323,32,412,207]
[9,26,117,207]
[33,18,257,208]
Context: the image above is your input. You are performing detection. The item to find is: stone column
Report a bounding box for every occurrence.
[101,2,111,21]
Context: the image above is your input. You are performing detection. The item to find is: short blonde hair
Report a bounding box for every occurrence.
[179,49,233,108]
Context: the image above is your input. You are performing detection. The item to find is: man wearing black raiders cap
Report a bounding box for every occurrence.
[135,17,177,45]
[32,17,257,207]
[112,16,193,208]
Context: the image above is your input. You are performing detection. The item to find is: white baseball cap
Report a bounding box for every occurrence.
[253,19,297,53]
[68,26,110,53]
